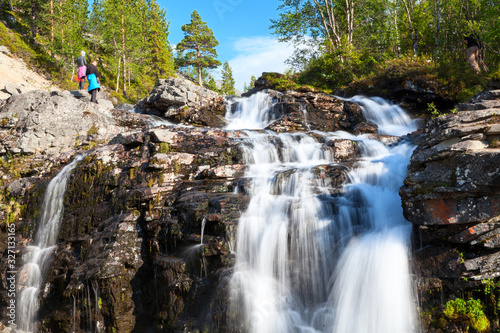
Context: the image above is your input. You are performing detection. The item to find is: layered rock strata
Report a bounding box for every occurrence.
[401,90,500,332]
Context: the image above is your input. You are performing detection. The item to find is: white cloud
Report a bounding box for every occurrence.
[226,36,295,91]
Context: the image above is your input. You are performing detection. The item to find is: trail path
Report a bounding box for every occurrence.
[0,49,58,99]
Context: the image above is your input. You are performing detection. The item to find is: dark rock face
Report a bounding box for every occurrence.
[401,91,500,332]
[0,126,251,332]
[135,78,226,127]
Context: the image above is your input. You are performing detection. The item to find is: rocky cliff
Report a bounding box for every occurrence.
[0,79,370,332]
[401,90,500,332]
[1,74,499,333]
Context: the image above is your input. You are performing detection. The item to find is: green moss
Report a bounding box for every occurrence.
[87,125,99,136]
[129,167,137,180]
[444,298,490,332]
[173,160,180,175]
[82,141,98,150]
[159,142,170,154]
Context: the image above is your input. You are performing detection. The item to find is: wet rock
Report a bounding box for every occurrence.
[326,139,361,161]
[231,89,370,133]
[7,177,34,197]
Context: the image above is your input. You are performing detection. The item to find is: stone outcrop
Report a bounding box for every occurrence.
[228,89,375,134]
[271,90,374,133]
[0,90,147,156]
[401,89,500,332]
[135,78,226,127]
[246,72,457,115]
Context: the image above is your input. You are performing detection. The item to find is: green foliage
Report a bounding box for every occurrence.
[204,76,220,94]
[221,60,235,95]
[298,47,378,90]
[443,298,490,332]
[261,72,299,92]
[243,75,257,92]
[272,0,500,100]
[2,0,175,103]
[427,102,441,117]
[176,10,221,86]
[159,142,169,154]
[87,125,98,135]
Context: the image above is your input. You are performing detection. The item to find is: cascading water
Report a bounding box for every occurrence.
[17,156,84,332]
[225,92,275,130]
[228,95,420,333]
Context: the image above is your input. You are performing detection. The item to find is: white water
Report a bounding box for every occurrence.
[228,95,419,333]
[17,156,84,332]
[225,92,275,130]
[344,96,418,136]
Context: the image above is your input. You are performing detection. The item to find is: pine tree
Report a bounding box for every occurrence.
[12,0,45,41]
[249,75,257,89]
[221,60,235,95]
[205,76,220,93]
[176,10,221,86]
[146,0,174,79]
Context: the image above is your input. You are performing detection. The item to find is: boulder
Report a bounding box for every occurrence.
[0,45,11,56]
[0,90,147,157]
[135,78,226,127]
[3,83,19,96]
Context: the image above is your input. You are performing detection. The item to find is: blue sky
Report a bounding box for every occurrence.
[157,0,295,90]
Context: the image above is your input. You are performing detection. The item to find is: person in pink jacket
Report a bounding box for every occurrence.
[76,51,87,90]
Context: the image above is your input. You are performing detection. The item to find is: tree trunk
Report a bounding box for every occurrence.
[121,12,127,96]
[434,0,440,61]
[401,0,418,56]
[59,0,64,46]
[197,46,202,86]
[393,6,400,57]
[71,55,75,79]
[116,56,121,92]
[122,55,127,96]
[345,0,354,44]
[197,63,202,86]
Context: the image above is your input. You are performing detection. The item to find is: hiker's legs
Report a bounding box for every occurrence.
[90,89,98,103]
[466,46,481,73]
[79,79,85,90]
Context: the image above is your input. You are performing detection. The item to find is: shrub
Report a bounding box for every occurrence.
[443,298,490,332]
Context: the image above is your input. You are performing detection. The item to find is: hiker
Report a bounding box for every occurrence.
[86,60,101,104]
[464,33,488,74]
[76,51,87,90]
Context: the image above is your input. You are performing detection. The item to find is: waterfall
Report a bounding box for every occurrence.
[17,156,84,332]
[225,92,275,130]
[228,95,419,333]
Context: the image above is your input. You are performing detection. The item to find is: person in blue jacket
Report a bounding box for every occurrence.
[86,60,101,103]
